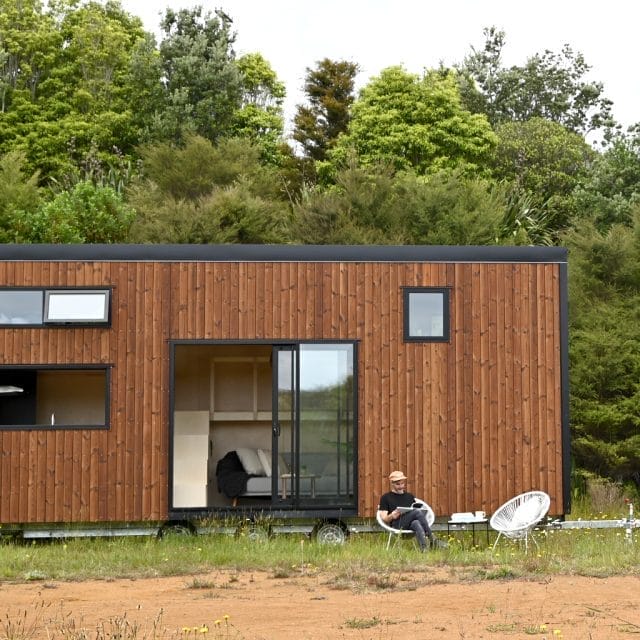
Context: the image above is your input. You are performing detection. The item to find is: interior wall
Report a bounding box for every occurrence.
[36,370,106,425]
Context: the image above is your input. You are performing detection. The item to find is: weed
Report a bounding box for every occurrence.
[343,616,382,629]
[365,572,397,589]
[486,621,518,633]
[476,566,520,580]
[186,577,217,590]
[523,623,548,634]
[1,603,49,640]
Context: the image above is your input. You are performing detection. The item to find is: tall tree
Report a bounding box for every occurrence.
[328,66,496,176]
[155,6,241,143]
[566,217,640,488]
[459,27,614,135]
[0,0,154,182]
[293,58,359,162]
[231,52,286,164]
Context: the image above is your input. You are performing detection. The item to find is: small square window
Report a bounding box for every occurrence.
[44,290,110,324]
[403,287,450,342]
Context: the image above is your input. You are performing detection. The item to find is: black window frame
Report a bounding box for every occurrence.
[0,365,111,430]
[0,287,112,327]
[403,287,451,343]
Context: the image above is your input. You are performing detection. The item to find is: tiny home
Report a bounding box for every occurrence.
[0,244,569,537]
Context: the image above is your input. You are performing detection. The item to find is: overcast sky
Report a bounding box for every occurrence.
[122,0,639,136]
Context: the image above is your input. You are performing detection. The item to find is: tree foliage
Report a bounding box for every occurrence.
[0,150,41,241]
[0,0,151,182]
[328,66,496,176]
[566,217,640,486]
[231,52,286,164]
[293,58,359,162]
[572,129,640,230]
[492,117,595,235]
[128,135,291,243]
[292,160,503,245]
[155,6,241,143]
[10,180,134,242]
[459,26,615,135]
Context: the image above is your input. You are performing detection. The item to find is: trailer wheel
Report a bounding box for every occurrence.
[314,522,347,545]
[158,522,195,538]
[245,526,269,543]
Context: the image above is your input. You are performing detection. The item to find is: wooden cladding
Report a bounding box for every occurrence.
[0,256,565,524]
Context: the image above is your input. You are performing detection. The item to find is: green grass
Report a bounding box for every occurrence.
[0,522,638,584]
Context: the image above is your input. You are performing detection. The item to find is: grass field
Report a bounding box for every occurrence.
[0,501,638,584]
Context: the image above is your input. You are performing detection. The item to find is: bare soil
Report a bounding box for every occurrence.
[2,570,640,639]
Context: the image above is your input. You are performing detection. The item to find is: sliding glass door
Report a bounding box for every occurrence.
[273,343,356,508]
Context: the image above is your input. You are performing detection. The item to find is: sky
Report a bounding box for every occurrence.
[121,0,639,136]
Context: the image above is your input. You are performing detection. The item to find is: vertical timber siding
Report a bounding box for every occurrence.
[0,256,565,524]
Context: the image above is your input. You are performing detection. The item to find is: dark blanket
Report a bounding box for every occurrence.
[216,450,250,498]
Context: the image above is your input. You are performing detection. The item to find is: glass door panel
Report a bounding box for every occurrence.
[273,343,355,507]
[273,347,295,503]
[299,344,354,504]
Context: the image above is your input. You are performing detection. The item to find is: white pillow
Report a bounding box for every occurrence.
[257,449,272,477]
[277,454,290,475]
[236,448,264,476]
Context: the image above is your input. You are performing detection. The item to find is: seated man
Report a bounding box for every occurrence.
[378,470,444,551]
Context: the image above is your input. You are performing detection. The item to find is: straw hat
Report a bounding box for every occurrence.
[388,470,407,482]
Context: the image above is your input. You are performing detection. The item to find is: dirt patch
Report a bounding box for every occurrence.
[1,570,640,639]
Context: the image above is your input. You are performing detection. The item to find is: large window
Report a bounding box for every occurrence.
[0,288,111,326]
[403,287,450,342]
[0,367,109,429]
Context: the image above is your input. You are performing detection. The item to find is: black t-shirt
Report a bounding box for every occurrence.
[379,491,416,512]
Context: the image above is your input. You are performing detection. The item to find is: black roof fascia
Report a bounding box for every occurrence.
[0,244,567,264]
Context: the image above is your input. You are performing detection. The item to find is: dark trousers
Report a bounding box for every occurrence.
[395,509,432,549]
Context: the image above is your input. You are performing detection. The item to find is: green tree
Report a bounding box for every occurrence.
[572,128,640,231]
[492,117,595,235]
[292,160,503,245]
[328,66,496,176]
[10,180,134,242]
[128,135,291,243]
[293,58,359,162]
[155,6,241,143]
[292,160,403,244]
[0,150,41,241]
[398,169,504,245]
[231,52,286,164]
[0,0,153,183]
[566,217,640,486]
[0,0,60,112]
[460,26,614,135]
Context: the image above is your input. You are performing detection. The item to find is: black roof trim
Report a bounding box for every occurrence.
[0,244,567,263]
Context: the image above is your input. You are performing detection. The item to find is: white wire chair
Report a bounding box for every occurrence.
[376,499,435,550]
[490,490,551,551]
